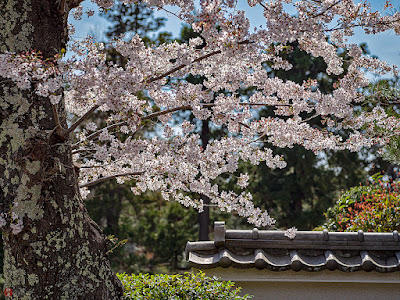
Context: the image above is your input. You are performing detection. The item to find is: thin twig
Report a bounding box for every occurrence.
[310,0,341,19]
[79,171,144,188]
[79,163,112,169]
[71,148,96,155]
[71,102,294,149]
[202,102,292,108]
[301,113,320,123]
[63,104,99,139]
[249,134,267,145]
[259,1,268,10]
[380,101,400,106]
[324,17,400,32]
[160,7,182,20]
[141,105,191,121]
[72,121,127,150]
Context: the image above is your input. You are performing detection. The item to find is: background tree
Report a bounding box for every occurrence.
[86,185,197,273]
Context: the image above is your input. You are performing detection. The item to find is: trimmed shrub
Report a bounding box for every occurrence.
[117,271,252,299]
[322,173,400,232]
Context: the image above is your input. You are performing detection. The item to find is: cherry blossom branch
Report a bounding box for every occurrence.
[71,101,295,150]
[58,0,66,15]
[310,0,341,19]
[259,1,268,10]
[71,108,191,150]
[71,148,96,155]
[145,40,252,84]
[71,121,127,150]
[79,171,144,188]
[301,113,321,123]
[160,7,182,20]
[79,163,112,169]
[72,106,192,150]
[249,134,267,145]
[63,104,99,139]
[380,101,400,106]
[141,105,191,120]
[241,102,293,107]
[201,102,293,108]
[66,0,84,9]
[58,0,84,15]
[324,17,400,33]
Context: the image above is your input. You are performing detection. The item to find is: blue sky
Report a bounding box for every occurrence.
[69,1,400,74]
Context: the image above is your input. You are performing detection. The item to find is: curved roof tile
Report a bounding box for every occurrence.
[186,222,400,272]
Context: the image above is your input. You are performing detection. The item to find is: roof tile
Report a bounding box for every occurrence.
[186,222,400,272]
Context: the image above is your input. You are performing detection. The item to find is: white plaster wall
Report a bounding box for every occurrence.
[201,268,400,300]
[235,281,400,300]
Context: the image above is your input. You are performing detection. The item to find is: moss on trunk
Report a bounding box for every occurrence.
[0,0,123,298]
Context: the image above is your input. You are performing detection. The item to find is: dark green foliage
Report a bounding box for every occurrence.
[101,1,173,46]
[242,151,343,229]
[87,183,198,273]
[125,192,198,272]
[102,2,166,39]
[117,272,252,299]
[267,41,337,94]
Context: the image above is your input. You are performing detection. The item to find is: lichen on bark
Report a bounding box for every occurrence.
[0,0,124,298]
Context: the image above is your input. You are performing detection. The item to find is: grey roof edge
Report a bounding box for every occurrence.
[186,222,400,272]
[185,241,215,260]
[225,229,400,243]
[187,248,400,272]
[204,221,400,247]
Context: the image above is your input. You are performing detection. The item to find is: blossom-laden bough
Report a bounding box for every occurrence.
[1,0,399,227]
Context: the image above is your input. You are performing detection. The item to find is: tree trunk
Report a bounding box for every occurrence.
[198,120,210,241]
[0,1,123,298]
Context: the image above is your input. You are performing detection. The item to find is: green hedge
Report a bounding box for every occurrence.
[117,271,253,299]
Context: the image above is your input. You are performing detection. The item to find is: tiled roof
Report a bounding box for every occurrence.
[186,222,400,272]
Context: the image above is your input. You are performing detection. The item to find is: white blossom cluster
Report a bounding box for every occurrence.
[2,0,400,229]
[284,227,297,239]
[0,51,64,104]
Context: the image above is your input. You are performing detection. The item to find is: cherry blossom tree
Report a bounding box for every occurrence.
[1,0,399,298]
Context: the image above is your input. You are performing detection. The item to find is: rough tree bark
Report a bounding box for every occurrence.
[0,1,124,299]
